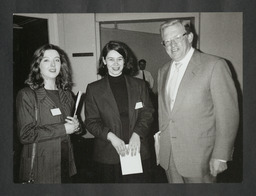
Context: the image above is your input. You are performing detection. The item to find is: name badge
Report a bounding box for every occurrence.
[135,102,143,109]
[50,108,62,116]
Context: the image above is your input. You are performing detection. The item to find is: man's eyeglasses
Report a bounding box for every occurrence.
[161,33,187,47]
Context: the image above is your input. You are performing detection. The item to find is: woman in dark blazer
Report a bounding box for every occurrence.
[16,44,80,183]
[84,41,154,183]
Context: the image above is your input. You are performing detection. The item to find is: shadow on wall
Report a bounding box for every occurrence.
[217,59,243,183]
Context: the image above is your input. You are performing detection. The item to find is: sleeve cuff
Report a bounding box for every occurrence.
[217,159,227,163]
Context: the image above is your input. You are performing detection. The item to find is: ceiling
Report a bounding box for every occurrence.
[13,15,45,29]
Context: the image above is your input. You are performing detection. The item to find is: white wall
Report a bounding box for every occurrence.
[59,14,98,138]
[200,12,243,91]
[59,14,98,93]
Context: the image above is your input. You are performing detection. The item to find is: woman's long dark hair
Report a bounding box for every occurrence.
[25,44,73,90]
[98,41,138,77]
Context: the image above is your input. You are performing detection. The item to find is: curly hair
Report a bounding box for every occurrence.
[98,40,138,77]
[25,44,73,90]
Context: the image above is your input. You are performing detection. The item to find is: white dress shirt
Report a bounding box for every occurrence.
[167,47,195,110]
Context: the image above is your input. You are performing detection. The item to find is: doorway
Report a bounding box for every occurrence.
[99,17,196,93]
[13,15,49,182]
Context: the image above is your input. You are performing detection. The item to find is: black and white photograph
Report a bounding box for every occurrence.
[0,1,255,194]
[12,12,242,184]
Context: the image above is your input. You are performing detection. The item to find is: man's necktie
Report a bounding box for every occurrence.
[170,62,182,110]
[142,70,146,81]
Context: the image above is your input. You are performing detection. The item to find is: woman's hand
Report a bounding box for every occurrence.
[64,115,80,134]
[107,132,127,157]
[128,132,141,156]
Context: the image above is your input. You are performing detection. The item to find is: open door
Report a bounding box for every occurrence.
[13,15,49,183]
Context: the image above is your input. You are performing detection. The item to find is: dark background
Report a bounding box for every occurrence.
[1,0,256,195]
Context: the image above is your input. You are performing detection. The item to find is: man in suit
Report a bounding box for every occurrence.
[134,59,154,89]
[157,19,239,183]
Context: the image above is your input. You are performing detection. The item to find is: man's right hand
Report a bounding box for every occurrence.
[209,158,228,176]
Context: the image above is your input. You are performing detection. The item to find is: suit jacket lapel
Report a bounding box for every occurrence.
[58,89,71,116]
[171,50,201,115]
[101,77,120,119]
[125,76,137,123]
[163,62,173,116]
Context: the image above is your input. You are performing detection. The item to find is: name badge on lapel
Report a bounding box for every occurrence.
[135,102,143,109]
[50,108,62,116]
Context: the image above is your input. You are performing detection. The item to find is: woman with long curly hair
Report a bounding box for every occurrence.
[16,44,79,183]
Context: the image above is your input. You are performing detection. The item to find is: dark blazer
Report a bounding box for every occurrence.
[16,87,77,183]
[84,75,154,164]
[158,50,239,177]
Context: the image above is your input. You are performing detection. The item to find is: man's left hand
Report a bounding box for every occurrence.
[209,158,228,177]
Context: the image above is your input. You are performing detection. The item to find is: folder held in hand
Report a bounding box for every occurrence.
[73,91,82,117]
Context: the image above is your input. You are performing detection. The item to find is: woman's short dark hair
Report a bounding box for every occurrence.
[98,41,138,76]
[25,44,73,90]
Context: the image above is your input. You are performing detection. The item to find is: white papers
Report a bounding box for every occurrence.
[50,108,62,116]
[154,131,161,165]
[119,145,143,175]
[135,102,143,109]
[73,91,82,117]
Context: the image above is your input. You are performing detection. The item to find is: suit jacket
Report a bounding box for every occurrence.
[16,87,77,183]
[157,50,239,177]
[84,75,154,164]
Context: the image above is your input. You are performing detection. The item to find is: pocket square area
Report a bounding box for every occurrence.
[135,102,143,109]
